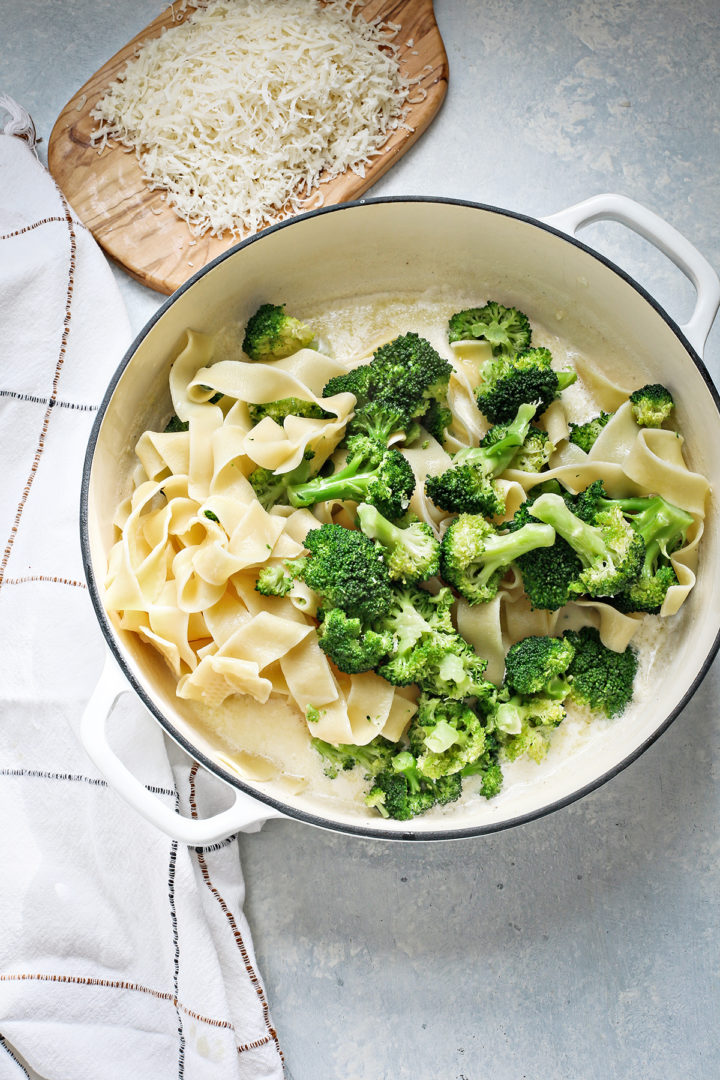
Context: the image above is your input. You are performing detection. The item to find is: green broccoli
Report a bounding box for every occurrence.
[248,450,315,511]
[316,608,392,674]
[286,435,415,521]
[311,735,395,779]
[508,488,584,611]
[464,761,504,799]
[421,399,453,445]
[629,383,675,428]
[448,301,532,356]
[476,347,577,424]
[570,485,693,614]
[408,694,491,779]
[527,491,644,599]
[424,401,539,516]
[164,414,189,433]
[504,634,576,699]
[323,332,453,445]
[302,523,394,623]
[356,502,440,584]
[563,626,638,718]
[248,397,329,425]
[365,751,462,820]
[439,513,556,605]
[568,412,612,453]
[376,584,496,701]
[242,303,315,362]
[255,561,301,597]
[510,426,554,472]
[493,693,567,763]
[255,522,392,625]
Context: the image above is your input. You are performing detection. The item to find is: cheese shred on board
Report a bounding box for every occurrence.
[90,0,417,237]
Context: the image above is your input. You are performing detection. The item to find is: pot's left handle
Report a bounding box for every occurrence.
[544,193,720,357]
[81,652,284,845]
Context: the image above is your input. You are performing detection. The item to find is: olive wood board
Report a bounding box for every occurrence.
[48,0,448,296]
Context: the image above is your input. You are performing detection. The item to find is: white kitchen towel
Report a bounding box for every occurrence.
[0,115,284,1080]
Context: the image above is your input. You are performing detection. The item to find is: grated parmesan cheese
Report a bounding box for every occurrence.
[90,0,418,237]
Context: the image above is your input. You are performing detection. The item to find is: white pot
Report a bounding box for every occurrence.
[80,194,720,843]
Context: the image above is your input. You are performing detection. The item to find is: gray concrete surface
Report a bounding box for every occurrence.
[3,2,720,1077]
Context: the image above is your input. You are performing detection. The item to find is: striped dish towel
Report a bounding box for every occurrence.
[0,109,284,1080]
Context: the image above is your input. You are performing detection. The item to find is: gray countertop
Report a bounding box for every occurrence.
[4,2,720,1077]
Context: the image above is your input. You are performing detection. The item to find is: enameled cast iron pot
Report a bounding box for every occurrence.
[80,194,720,844]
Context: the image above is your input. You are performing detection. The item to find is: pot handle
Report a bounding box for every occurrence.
[543,193,720,357]
[80,652,284,845]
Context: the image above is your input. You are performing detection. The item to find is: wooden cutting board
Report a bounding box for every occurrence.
[48,0,448,296]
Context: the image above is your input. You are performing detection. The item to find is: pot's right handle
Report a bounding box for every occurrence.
[81,652,284,845]
[543,194,720,357]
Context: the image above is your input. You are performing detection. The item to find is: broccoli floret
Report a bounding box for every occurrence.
[242,303,315,362]
[564,626,638,718]
[493,693,567,763]
[376,584,495,701]
[248,397,329,425]
[356,502,440,584]
[476,347,577,424]
[373,585,451,688]
[616,564,679,615]
[607,494,693,614]
[311,735,395,779]
[568,412,612,453]
[369,333,453,422]
[510,427,554,472]
[164,414,189,433]
[515,540,583,611]
[248,450,315,511]
[440,514,556,605]
[433,773,464,806]
[448,301,532,356]
[365,751,462,820]
[426,463,506,519]
[629,383,675,428]
[365,769,433,820]
[455,723,503,796]
[477,763,504,798]
[323,333,453,445]
[403,633,496,701]
[528,491,644,599]
[260,523,392,623]
[316,608,392,674]
[425,401,538,516]
[255,561,304,597]
[509,490,584,611]
[421,399,453,445]
[504,634,576,698]
[302,523,393,623]
[570,480,690,609]
[322,364,372,402]
[287,435,415,521]
[408,694,490,778]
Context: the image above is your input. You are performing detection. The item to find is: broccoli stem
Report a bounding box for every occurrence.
[631,498,694,552]
[474,523,556,587]
[288,458,373,507]
[356,502,405,549]
[555,371,577,392]
[528,493,609,566]
[391,751,423,792]
[456,400,537,475]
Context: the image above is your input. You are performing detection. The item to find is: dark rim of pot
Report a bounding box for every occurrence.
[80,195,720,842]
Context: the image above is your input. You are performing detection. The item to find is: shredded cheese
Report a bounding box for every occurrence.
[90,0,417,237]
